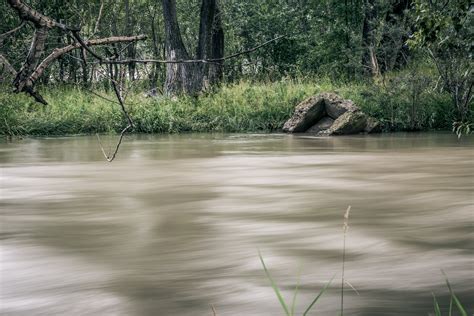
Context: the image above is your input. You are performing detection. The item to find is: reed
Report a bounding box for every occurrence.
[340,205,351,316]
[431,271,468,316]
[258,250,334,316]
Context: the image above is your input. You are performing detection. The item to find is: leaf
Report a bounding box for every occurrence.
[432,293,442,316]
[302,274,335,316]
[290,265,303,316]
[442,271,467,316]
[259,250,290,316]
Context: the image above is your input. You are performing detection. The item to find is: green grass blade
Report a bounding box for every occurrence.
[448,295,453,316]
[302,274,335,316]
[432,293,442,316]
[442,271,467,316]
[290,265,303,316]
[258,250,290,316]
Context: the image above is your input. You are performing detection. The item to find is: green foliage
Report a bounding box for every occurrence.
[409,0,473,122]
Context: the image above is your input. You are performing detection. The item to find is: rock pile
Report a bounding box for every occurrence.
[282,92,381,135]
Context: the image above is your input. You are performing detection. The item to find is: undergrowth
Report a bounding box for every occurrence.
[0,78,454,136]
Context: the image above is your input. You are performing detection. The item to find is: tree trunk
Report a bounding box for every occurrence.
[149,7,161,89]
[162,0,220,95]
[124,0,136,80]
[361,0,379,77]
[162,0,197,95]
[208,3,224,85]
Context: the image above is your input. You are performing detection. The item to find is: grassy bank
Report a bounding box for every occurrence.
[0,79,454,136]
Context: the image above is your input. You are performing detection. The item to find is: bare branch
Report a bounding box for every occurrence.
[26,35,146,92]
[0,54,17,78]
[0,21,25,42]
[93,1,104,35]
[96,66,134,162]
[96,35,286,65]
[7,0,77,31]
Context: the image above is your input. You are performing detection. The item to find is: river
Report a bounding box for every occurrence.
[1,133,473,315]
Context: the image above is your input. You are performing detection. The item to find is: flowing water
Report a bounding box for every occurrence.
[1,133,473,316]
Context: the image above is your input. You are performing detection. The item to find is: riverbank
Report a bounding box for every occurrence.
[0,79,453,136]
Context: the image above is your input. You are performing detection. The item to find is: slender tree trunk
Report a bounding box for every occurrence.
[149,8,161,89]
[124,0,136,80]
[361,0,379,76]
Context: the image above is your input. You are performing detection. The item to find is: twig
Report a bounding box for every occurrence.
[341,205,351,316]
[94,35,286,65]
[210,304,217,316]
[0,21,25,42]
[96,66,134,162]
[92,1,104,36]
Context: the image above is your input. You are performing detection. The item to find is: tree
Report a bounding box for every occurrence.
[162,0,223,95]
[410,0,473,124]
[4,0,146,104]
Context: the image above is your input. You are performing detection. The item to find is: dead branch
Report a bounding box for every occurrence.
[28,35,146,86]
[0,54,17,78]
[0,21,25,43]
[95,35,286,65]
[96,64,134,162]
[7,0,76,31]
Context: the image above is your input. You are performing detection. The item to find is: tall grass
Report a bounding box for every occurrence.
[259,207,468,316]
[432,271,468,316]
[0,78,454,136]
[258,250,334,316]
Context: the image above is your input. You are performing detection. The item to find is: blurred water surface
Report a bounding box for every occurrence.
[0,132,473,316]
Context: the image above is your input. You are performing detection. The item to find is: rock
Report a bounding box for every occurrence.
[307,116,334,133]
[322,92,360,119]
[283,92,381,135]
[364,116,382,133]
[282,95,326,133]
[326,111,368,135]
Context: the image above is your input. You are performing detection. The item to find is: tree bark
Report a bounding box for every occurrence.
[162,0,202,95]
[208,3,224,84]
[162,0,221,95]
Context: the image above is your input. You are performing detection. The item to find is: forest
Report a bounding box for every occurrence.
[0,0,472,138]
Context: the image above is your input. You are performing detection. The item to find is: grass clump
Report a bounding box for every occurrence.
[258,250,334,316]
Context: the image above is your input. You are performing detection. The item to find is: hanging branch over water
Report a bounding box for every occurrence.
[96,65,134,162]
[5,0,285,162]
[6,0,146,104]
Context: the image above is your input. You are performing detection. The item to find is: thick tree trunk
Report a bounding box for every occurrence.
[162,0,198,95]
[208,4,224,85]
[162,0,221,95]
[196,0,216,89]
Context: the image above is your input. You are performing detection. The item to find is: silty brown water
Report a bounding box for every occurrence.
[1,133,473,315]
